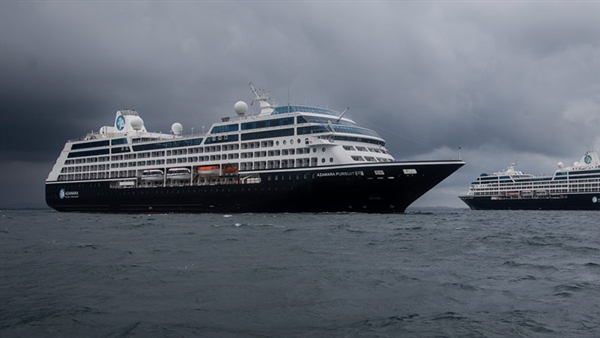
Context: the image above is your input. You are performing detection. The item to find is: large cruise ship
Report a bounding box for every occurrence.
[46,84,464,213]
[459,151,600,210]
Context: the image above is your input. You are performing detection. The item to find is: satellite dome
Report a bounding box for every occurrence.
[130,116,144,130]
[557,162,563,169]
[234,101,248,116]
[171,122,183,135]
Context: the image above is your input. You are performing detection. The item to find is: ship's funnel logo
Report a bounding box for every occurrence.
[584,155,592,164]
[116,115,126,131]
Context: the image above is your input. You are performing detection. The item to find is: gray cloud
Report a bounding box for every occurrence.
[1,1,599,208]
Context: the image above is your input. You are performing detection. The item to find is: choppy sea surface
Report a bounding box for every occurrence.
[1,209,599,338]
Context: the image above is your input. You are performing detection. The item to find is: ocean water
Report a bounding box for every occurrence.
[1,209,599,338]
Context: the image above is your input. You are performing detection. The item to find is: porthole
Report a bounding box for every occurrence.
[284,140,287,145]
[329,157,334,163]
[322,147,326,152]
[312,148,317,153]
[321,158,325,163]
[298,139,301,144]
[276,141,280,146]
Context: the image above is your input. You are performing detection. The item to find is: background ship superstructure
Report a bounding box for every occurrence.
[459,151,600,210]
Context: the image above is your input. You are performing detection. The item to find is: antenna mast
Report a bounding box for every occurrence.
[249,83,275,115]
[336,107,350,123]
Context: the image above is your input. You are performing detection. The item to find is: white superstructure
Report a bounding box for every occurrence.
[46,84,395,187]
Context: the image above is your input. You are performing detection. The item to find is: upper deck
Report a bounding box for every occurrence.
[46,94,396,183]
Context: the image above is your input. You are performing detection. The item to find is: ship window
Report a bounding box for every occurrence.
[110,147,131,154]
[331,135,384,146]
[298,125,329,135]
[71,140,110,150]
[204,134,238,144]
[241,128,294,141]
[210,124,239,134]
[111,138,128,145]
[68,148,110,158]
[322,147,326,152]
[132,138,203,151]
[321,158,325,163]
[241,117,294,130]
[273,106,339,116]
[330,157,334,163]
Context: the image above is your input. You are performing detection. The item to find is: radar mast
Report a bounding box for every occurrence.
[249,83,276,115]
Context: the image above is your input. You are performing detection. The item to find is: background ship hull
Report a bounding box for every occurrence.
[46,161,463,214]
[459,194,600,211]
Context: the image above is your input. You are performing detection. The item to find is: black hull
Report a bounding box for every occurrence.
[459,194,600,211]
[46,161,463,213]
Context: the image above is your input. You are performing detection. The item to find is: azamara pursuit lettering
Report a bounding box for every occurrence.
[316,171,365,178]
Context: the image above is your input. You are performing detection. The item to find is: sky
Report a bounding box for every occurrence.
[1,1,599,209]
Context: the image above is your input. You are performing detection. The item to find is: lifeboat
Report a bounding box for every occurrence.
[167,167,192,180]
[222,165,239,174]
[141,169,164,181]
[198,165,220,176]
[520,190,533,197]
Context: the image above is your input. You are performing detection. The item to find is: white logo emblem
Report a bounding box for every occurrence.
[593,196,598,204]
[116,115,126,131]
[59,189,65,199]
[584,155,592,165]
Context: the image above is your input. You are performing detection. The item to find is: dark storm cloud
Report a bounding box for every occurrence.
[1,1,599,208]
